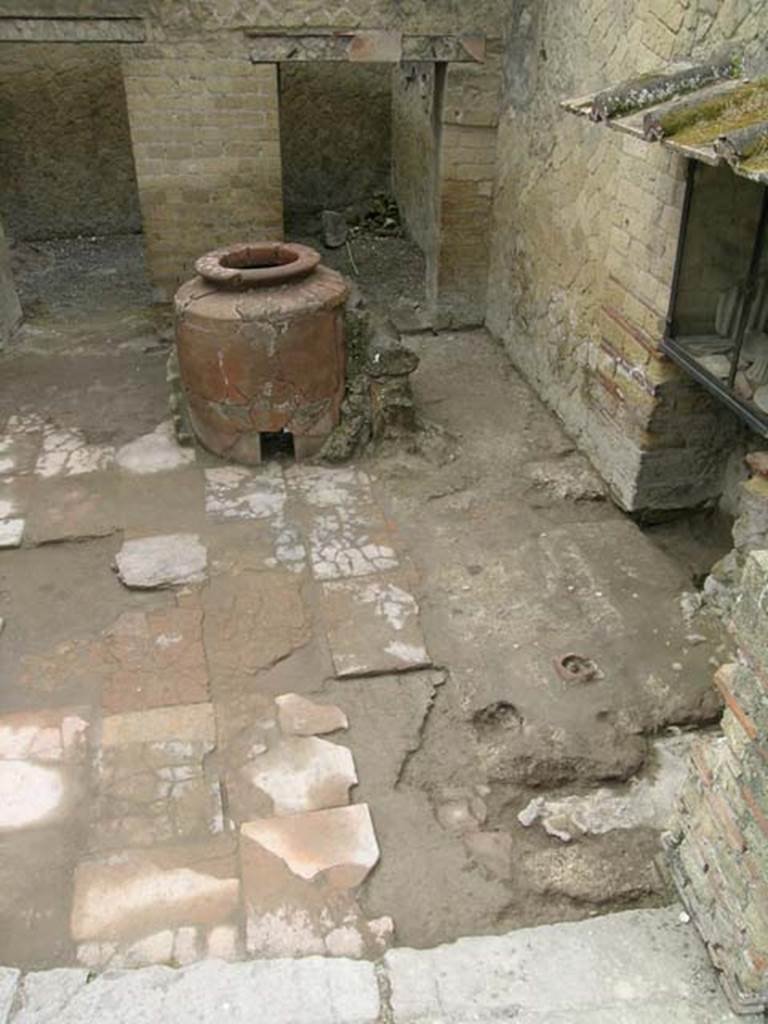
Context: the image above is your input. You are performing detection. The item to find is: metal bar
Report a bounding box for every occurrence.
[728,185,768,388]
[665,158,697,339]
[662,335,768,437]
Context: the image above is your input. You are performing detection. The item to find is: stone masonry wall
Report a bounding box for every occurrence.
[0,219,21,346]
[486,1,766,514]
[122,39,283,297]
[0,43,141,241]
[280,63,392,217]
[391,62,441,310]
[669,547,768,1013]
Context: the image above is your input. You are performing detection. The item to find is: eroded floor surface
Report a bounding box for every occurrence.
[0,272,732,972]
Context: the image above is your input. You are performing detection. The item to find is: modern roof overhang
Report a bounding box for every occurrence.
[562,55,768,185]
[563,55,768,436]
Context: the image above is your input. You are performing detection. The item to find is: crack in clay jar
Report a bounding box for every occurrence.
[174,241,349,464]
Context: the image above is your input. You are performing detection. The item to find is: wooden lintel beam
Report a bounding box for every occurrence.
[0,16,145,43]
[248,29,486,64]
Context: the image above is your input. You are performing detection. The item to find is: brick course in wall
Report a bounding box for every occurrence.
[669,547,768,1013]
[122,40,283,296]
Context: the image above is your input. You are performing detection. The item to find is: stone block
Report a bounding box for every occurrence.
[115,534,207,589]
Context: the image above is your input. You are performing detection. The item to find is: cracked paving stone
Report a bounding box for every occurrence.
[240,805,389,959]
[115,534,208,589]
[322,575,431,677]
[244,735,357,816]
[0,707,90,833]
[203,571,309,681]
[115,422,195,474]
[0,413,44,478]
[204,465,287,521]
[100,606,209,713]
[287,465,398,581]
[91,704,222,850]
[70,838,240,967]
[276,693,348,736]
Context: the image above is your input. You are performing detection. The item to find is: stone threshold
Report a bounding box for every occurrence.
[0,906,752,1024]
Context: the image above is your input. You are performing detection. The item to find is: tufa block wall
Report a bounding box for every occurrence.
[122,39,283,297]
[487,0,766,514]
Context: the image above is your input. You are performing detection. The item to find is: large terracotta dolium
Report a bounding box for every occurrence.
[174,242,348,463]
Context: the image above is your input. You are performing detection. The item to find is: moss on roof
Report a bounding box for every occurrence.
[661,78,768,145]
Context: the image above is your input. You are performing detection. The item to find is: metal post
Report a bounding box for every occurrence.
[728,185,768,389]
[665,159,697,340]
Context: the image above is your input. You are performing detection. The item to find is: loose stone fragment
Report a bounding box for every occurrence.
[242,804,379,884]
[322,210,348,249]
[0,516,24,547]
[322,577,430,677]
[275,693,348,736]
[246,736,357,816]
[115,533,207,588]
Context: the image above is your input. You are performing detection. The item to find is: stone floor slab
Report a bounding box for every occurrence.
[204,465,286,521]
[384,907,747,1023]
[70,839,240,951]
[35,425,113,479]
[7,957,380,1024]
[115,534,207,589]
[100,607,209,713]
[322,576,430,677]
[24,477,117,544]
[0,708,89,764]
[0,968,19,1024]
[93,704,220,850]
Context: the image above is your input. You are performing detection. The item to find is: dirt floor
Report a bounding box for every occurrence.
[0,235,734,970]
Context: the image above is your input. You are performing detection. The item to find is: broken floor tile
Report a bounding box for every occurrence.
[309,507,399,581]
[70,839,240,952]
[205,465,286,521]
[0,706,90,763]
[35,424,114,478]
[116,421,195,474]
[276,693,348,736]
[203,572,309,681]
[101,606,209,713]
[240,805,387,959]
[115,533,207,589]
[242,804,379,884]
[322,576,430,676]
[92,703,221,850]
[0,517,24,548]
[245,736,357,816]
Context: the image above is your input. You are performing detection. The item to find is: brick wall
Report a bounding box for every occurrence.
[486,0,766,514]
[434,42,502,328]
[669,546,768,1013]
[122,40,283,296]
